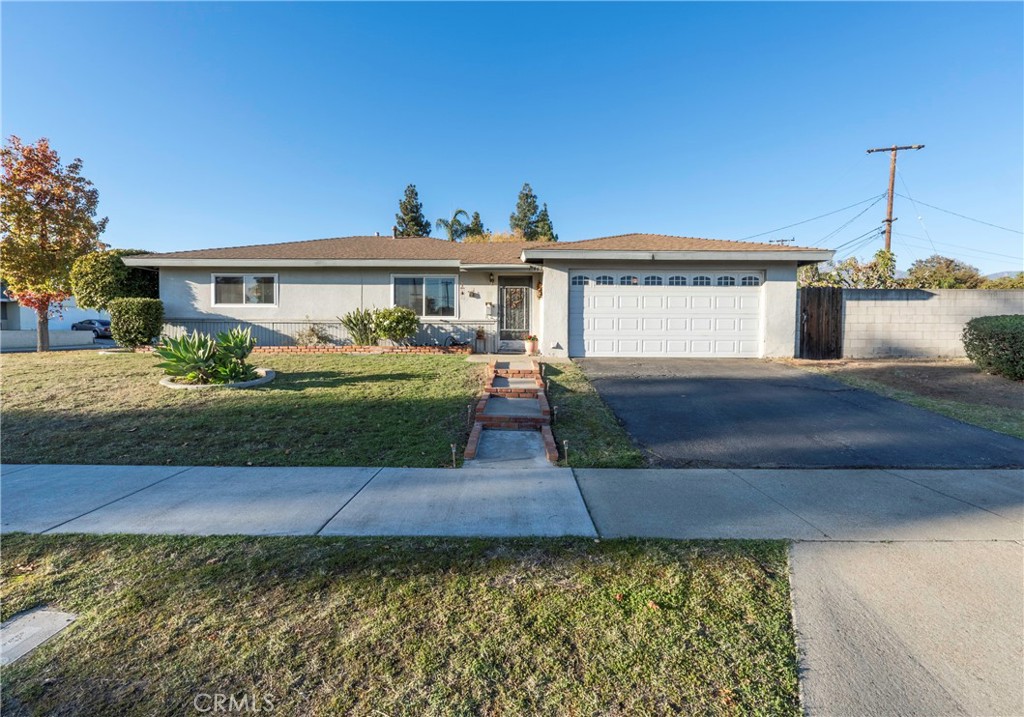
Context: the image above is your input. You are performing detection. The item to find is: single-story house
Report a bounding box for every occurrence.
[125,234,834,358]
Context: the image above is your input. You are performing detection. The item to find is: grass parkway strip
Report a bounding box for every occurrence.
[0,535,799,716]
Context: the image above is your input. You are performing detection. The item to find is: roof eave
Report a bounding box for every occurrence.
[122,257,462,269]
[520,249,835,263]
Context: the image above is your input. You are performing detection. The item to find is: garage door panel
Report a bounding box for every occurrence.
[568,272,763,357]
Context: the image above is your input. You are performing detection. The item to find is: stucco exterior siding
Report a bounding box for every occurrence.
[159,266,504,323]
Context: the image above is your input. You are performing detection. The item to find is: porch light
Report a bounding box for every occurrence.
[488,273,495,283]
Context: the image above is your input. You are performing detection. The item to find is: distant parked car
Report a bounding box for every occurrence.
[71,319,112,338]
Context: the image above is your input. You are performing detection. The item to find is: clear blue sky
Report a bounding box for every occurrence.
[3,2,1022,274]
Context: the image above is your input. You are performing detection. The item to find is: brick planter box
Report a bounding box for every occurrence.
[137,345,472,355]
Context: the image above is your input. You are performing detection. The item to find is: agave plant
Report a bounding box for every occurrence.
[215,326,257,361]
[154,331,218,383]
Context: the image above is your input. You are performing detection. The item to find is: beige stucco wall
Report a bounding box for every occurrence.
[538,259,801,358]
[158,266,544,350]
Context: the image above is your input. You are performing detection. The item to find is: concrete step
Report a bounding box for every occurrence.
[463,429,552,469]
[476,394,550,430]
[486,375,542,398]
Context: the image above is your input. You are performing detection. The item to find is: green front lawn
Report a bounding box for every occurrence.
[0,534,799,716]
[0,352,482,467]
[544,361,646,468]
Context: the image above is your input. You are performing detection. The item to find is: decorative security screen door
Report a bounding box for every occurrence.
[498,278,532,341]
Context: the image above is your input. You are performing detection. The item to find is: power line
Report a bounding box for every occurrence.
[813,195,888,246]
[891,232,1024,260]
[738,194,886,241]
[895,168,938,254]
[830,225,885,254]
[893,194,1023,234]
[894,235,1023,264]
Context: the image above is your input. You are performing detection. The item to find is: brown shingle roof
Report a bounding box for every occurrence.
[522,233,818,253]
[135,233,819,264]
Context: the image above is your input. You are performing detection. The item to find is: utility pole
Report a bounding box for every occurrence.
[866,144,924,252]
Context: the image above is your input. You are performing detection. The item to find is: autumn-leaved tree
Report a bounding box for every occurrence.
[1,136,107,351]
[395,184,431,237]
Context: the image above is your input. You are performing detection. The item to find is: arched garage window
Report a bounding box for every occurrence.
[668,276,687,286]
[571,275,591,286]
[595,275,614,286]
[643,275,663,286]
[692,275,712,286]
[741,275,761,286]
[717,276,737,286]
[619,275,639,286]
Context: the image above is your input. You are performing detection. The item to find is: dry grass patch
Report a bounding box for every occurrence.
[1,534,799,716]
[0,351,483,467]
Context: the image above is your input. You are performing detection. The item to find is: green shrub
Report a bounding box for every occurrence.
[339,308,378,346]
[71,249,159,310]
[373,306,419,345]
[961,315,1024,381]
[155,326,258,385]
[108,298,164,349]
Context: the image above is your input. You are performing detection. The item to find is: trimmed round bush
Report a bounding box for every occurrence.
[961,315,1024,381]
[373,306,419,345]
[108,297,165,349]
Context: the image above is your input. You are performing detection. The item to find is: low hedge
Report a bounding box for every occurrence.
[961,315,1024,381]
[108,298,165,349]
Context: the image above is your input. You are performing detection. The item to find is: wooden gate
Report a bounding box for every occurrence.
[799,287,843,359]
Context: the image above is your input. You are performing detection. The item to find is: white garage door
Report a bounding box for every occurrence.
[568,270,764,357]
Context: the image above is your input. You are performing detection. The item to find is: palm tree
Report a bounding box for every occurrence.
[435,209,470,242]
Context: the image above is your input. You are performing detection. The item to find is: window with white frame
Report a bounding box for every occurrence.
[620,275,638,286]
[571,275,591,286]
[393,275,457,317]
[595,275,614,286]
[643,275,663,286]
[717,275,737,286]
[213,274,277,306]
[741,275,762,286]
[668,275,687,286]
[692,275,712,286]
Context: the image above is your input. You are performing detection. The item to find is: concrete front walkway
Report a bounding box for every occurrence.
[2,464,1021,715]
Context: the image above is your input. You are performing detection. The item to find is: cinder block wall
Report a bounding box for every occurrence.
[841,289,1023,358]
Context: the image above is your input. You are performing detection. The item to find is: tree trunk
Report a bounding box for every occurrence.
[36,306,50,352]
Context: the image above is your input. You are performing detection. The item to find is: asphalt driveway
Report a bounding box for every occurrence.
[576,358,1024,468]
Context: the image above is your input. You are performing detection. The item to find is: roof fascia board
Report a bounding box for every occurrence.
[459,264,538,272]
[122,258,462,268]
[520,249,834,262]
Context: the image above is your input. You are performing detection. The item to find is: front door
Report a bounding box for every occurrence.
[498,277,532,341]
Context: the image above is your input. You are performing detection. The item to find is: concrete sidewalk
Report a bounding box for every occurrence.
[3,463,1022,716]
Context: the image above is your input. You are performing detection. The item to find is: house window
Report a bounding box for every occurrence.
[213,274,277,306]
[692,275,711,286]
[668,276,687,286]
[717,275,737,286]
[571,275,591,286]
[643,275,663,286]
[393,275,457,317]
[741,275,762,286]
[0,303,7,321]
[595,275,614,286]
[620,275,638,286]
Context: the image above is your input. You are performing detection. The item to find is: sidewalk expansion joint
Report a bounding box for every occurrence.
[40,466,197,534]
[724,468,832,539]
[313,467,384,536]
